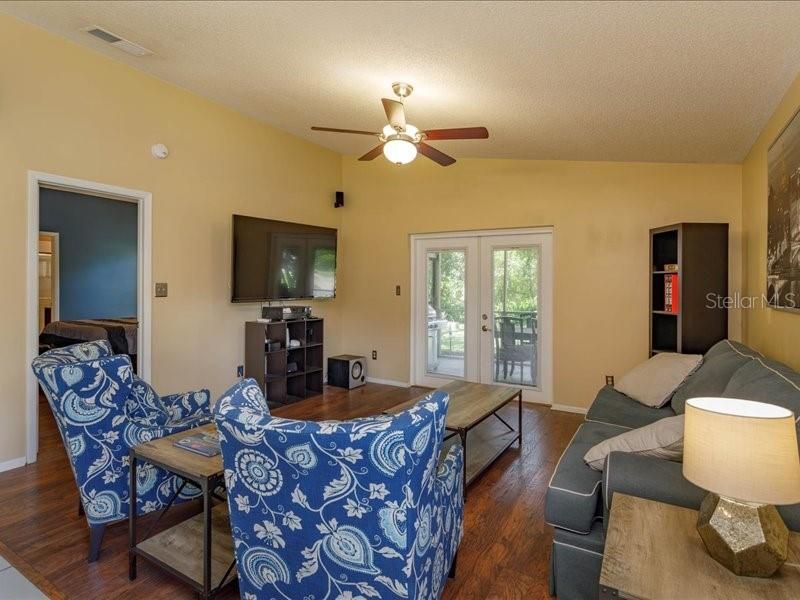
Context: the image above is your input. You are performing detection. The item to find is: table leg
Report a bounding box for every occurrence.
[518,391,523,447]
[459,428,468,498]
[128,451,137,580]
[203,479,212,599]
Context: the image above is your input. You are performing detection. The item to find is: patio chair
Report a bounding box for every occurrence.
[494,316,536,383]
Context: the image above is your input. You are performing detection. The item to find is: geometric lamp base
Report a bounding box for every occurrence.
[697,492,789,578]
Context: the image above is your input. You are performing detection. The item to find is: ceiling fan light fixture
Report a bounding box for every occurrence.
[383,139,417,165]
[310,83,486,166]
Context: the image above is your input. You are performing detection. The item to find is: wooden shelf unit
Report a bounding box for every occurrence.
[649,223,728,356]
[245,318,324,408]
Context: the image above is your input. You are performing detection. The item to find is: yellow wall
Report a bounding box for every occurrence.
[0,16,342,463]
[339,158,742,409]
[0,14,748,464]
[741,73,800,368]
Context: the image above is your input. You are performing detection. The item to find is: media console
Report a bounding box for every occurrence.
[244,318,324,408]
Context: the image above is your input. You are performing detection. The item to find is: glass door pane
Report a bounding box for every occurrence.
[426,249,466,377]
[491,246,539,387]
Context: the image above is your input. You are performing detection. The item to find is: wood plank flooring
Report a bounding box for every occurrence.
[0,384,582,599]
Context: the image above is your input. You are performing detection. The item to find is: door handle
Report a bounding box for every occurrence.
[482,325,490,332]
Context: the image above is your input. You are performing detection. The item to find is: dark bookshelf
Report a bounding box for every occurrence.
[245,318,324,408]
[649,223,728,356]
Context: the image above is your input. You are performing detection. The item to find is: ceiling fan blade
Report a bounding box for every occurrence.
[358,144,386,161]
[381,98,406,130]
[423,127,489,140]
[311,126,379,136]
[418,142,456,167]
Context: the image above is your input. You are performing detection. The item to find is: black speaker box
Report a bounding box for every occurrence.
[328,354,365,389]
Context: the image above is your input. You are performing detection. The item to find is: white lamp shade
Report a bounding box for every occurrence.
[683,397,800,505]
[383,139,417,165]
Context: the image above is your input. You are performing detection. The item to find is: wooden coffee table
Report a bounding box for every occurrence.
[389,380,523,492]
[129,423,236,599]
[601,493,800,600]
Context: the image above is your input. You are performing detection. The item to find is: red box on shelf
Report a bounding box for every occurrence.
[664,273,680,314]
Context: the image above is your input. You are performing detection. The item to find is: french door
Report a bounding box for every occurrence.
[412,229,553,404]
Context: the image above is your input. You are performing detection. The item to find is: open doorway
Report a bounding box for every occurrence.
[38,232,59,331]
[26,172,152,464]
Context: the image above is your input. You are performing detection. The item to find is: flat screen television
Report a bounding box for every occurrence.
[231,214,337,302]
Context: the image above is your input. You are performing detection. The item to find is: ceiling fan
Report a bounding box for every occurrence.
[311,82,489,167]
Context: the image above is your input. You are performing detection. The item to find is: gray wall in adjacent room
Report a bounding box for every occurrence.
[39,188,137,320]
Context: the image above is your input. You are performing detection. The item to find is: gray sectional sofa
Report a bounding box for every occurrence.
[545,339,800,599]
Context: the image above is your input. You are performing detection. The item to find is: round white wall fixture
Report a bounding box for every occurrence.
[151,143,169,159]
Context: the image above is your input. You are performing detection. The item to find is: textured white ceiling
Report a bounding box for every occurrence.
[4,0,800,163]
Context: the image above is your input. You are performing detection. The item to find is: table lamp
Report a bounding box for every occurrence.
[683,397,800,577]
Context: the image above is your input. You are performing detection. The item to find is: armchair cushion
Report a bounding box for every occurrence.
[161,389,211,422]
[128,378,171,426]
[215,379,464,600]
[128,377,211,428]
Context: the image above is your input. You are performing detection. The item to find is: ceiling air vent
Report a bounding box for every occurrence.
[85,26,153,57]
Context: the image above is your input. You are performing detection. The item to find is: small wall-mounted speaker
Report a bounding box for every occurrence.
[335,191,344,208]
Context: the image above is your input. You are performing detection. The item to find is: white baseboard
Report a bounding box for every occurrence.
[550,403,588,415]
[522,398,552,406]
[0,456,26,473]
[366,377,411,388]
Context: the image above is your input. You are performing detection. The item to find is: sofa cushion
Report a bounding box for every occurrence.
[545,421,623,534]
[671,340,760,414]
[721,357,800,420]
[615,352,702,408]
[586,385,675,430]
[584,415,684,470]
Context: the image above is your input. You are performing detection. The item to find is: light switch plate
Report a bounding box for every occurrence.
[155,282,168,298]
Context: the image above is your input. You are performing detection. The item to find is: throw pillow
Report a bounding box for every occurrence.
[616,352,702,408]
[583,415,684,471]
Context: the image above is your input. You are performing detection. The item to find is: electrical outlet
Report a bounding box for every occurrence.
[372,350,377,360]
[395,285,401,296]
[237,365,244,378]
[605,375,615,386]
[154,282,168,298]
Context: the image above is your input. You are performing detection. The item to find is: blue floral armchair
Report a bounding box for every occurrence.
[31,341,211,561]
[214,379,465,600]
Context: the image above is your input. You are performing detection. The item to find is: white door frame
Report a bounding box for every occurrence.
[38,231,60,323]
[409,227,554,404]
[26,171,152,464]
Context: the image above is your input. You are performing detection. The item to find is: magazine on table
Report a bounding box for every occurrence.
[173,431,220,457]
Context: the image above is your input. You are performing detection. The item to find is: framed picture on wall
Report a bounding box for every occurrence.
[767,107,800,311]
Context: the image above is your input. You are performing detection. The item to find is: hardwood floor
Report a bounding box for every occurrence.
[0,385,583,599]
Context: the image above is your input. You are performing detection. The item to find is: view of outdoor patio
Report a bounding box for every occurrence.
[426,246,539,387]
